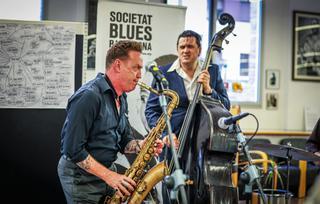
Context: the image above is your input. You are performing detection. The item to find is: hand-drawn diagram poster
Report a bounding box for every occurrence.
[0,20,78,109]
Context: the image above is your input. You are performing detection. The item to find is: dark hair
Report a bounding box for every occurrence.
[176,30,202,48]
[105,40,142,69]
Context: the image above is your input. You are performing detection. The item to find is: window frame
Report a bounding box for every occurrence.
[167,0,263,106]
[212,0,263,106]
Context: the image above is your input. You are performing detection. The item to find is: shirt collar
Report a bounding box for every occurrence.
[167,59,180,73]
[96,73,126,99]
[168,59,202,81]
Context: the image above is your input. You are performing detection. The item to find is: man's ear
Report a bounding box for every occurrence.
[198,47,202,57]
[113,59,121,73]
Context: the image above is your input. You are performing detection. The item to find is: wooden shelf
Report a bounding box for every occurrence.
[243,131,311,137]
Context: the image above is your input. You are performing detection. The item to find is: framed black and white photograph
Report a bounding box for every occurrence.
[87,34,96,70]
[292,11,320,81]
[266,70,280,89]
[266,93,279,110]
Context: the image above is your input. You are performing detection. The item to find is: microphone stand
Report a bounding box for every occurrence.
[229,123,267,204]
[284,143,293,204]
[156,82,188,204]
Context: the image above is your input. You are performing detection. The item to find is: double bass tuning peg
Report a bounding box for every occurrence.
[224,32,237,45]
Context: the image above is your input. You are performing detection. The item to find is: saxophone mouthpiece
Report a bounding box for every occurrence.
[137,81,159,95]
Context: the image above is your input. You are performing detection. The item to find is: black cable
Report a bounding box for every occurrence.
[244,113,259,147]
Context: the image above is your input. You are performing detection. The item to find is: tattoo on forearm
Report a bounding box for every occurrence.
[125,139,141,154]
[77,155,93,171]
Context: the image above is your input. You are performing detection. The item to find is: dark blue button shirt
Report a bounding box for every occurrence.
[60,73,134,167]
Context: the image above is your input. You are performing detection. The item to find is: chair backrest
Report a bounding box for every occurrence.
[245,138,271,161]
[279,138,307,149]
[248,138,272,150]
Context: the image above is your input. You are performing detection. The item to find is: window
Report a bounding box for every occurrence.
[216,0,262,104]
[168,0,263,104]
[240,53,249,76]
[0,0,41,21]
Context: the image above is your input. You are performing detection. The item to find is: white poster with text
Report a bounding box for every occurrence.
[96,0,186,134]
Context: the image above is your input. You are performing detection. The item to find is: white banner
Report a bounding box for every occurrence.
[96,0,186,134]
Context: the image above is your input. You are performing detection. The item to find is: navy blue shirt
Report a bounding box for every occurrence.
[60,73,134,167]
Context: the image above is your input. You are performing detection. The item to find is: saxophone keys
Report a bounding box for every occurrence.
[133,177,139,183]
[143,154,150,161]
[136,181,147,194]
[148,148,154,154]
[139,161,146,168]
[136,169,144,177]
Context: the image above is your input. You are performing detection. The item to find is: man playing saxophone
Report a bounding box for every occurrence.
[57,40,164,204]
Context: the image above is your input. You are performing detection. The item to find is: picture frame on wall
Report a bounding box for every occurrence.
[266,93,278,110]
[266,69,280,89]
[87,34,96,70]
[292,11,320,81]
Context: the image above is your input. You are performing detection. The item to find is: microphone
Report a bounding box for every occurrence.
[218,112,249,129]
[148,65,169,86]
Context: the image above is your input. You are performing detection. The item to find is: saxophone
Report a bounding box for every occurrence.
[105,81,179,204]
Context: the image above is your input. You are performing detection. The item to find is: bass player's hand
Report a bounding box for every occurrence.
[139,138,164,157]
[163,133,180,150]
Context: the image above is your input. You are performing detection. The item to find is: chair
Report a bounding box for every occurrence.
[237,148,279,201]
[247,138,273,171]
[229,108,275,188]
[238,150,279,188]
[228,107,277,187]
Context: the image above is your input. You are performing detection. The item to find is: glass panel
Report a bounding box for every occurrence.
[216,0,262,104]
[168,0,262,104]
[0,0,41,21]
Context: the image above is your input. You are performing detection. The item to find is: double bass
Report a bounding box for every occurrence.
[170,13,238,204]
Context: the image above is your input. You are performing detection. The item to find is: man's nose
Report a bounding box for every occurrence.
[137,70,142,79]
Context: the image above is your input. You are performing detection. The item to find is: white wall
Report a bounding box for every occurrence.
[239,0,320,132]
[41,0,320,132]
